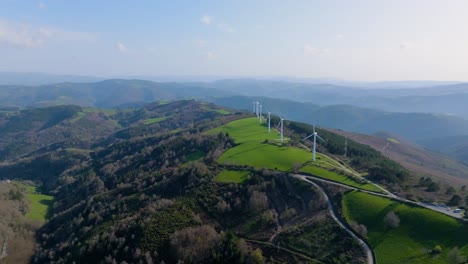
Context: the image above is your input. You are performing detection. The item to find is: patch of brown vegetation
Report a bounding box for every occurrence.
[327,128,468,188]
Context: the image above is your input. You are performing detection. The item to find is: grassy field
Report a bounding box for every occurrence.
[215,170,250,183]
[300,165,383,193]
[144,116,167,125]
[83,107,118,115]
[208,117,311,171]
[15,183,54,221]
[69,111,86,123]
[387,138,400,144]
[342,191,468,264]
[186,151,205,162]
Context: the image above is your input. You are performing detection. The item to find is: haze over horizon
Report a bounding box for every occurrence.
[2,1,468,81]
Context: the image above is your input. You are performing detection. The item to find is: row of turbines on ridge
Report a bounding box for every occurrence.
[252,101,325,161]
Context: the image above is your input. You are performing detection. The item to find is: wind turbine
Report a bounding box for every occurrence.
[259,104,263,123]
[252,101,256,114]
[267,112,271,133]
[276,117,285,143]
[304,125,325,161]
[344,138,348,157]
[255,101,260,117]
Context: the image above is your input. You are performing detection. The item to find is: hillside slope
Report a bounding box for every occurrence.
[205,96,468,142]
[327,128,468,188]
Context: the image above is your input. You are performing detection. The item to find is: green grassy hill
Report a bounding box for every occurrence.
[208,117,312,171]
[343,191,468,264]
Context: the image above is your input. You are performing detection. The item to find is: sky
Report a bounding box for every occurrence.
[1,0,468,81]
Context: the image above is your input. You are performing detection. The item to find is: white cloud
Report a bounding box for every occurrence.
[0,18,95,48]
[218,23,234,33]
[303,44,329,56]
[399,41,412,49]
[38,2,46,9]
[193,39,207,48]
[116,42,128,53]
[336,34,344,39]
[201,15,213,25]
[0,19,47,47]
[303,44,319,55]
[204,51,215,59]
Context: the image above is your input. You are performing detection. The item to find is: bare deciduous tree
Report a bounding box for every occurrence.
[384,211,400,228]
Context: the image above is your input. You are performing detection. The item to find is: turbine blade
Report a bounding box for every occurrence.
[303,134,314,140]
[276,120,281,128]
[317,134,325,142]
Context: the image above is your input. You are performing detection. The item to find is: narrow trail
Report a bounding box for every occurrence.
[319,155,390,195]
[268,176,306,243]
[292,175,375,264]
[382,141,390,154]
[0,237,7,260]
[244,239,323,263]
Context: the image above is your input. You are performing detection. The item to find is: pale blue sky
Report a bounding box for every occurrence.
[1,0,468,81]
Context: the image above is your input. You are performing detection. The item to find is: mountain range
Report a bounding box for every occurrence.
[0,76,467,162]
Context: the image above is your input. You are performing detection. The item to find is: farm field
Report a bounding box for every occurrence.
[342,191,468,264]
[215,170,250,183]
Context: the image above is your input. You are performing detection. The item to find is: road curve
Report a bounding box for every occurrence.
[292,174,375,264]
[292,173,466,221]
[0,237,7,260]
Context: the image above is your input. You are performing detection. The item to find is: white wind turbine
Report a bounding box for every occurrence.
[304,124,325,161]
[259,104,263,123]
[276,117,285,143]
[267,111,271,133]
[255,101,260,117]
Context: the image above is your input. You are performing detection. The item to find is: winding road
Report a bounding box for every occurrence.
[0,237,7,260]
[292,174,375,264]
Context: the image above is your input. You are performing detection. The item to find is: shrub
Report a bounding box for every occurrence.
[384,211,400,228]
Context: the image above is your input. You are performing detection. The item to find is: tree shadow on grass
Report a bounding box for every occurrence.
[398,252,431,263]
[39,198,54,220]
[224,144,270,158]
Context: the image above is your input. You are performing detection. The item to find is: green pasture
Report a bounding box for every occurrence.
[144,116,167,125]
[343,191,468,264]
[215,170,250,183]
[300,165,383,193]
[186,151,205,162]
[15,182,54,221]
[209,117,311,171]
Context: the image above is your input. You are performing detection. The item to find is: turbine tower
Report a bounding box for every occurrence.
[276,117,284,143]
[252,101,256,114]
[259,104,263,123]
[344,138,348,157]
[304,125,325,161]
[280,118,284,143]
[267,112,271,133]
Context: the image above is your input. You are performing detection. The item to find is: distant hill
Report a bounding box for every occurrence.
[205,79,468,118]
[1,79,468,143]
[1,78,468,118]
[327,128,468,187]
[0,79,232,108]
[0,72,103,85]
[204,96,468,142]
[418,135,468,162]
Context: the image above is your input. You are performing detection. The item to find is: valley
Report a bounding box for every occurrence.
[0,99,467,264]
